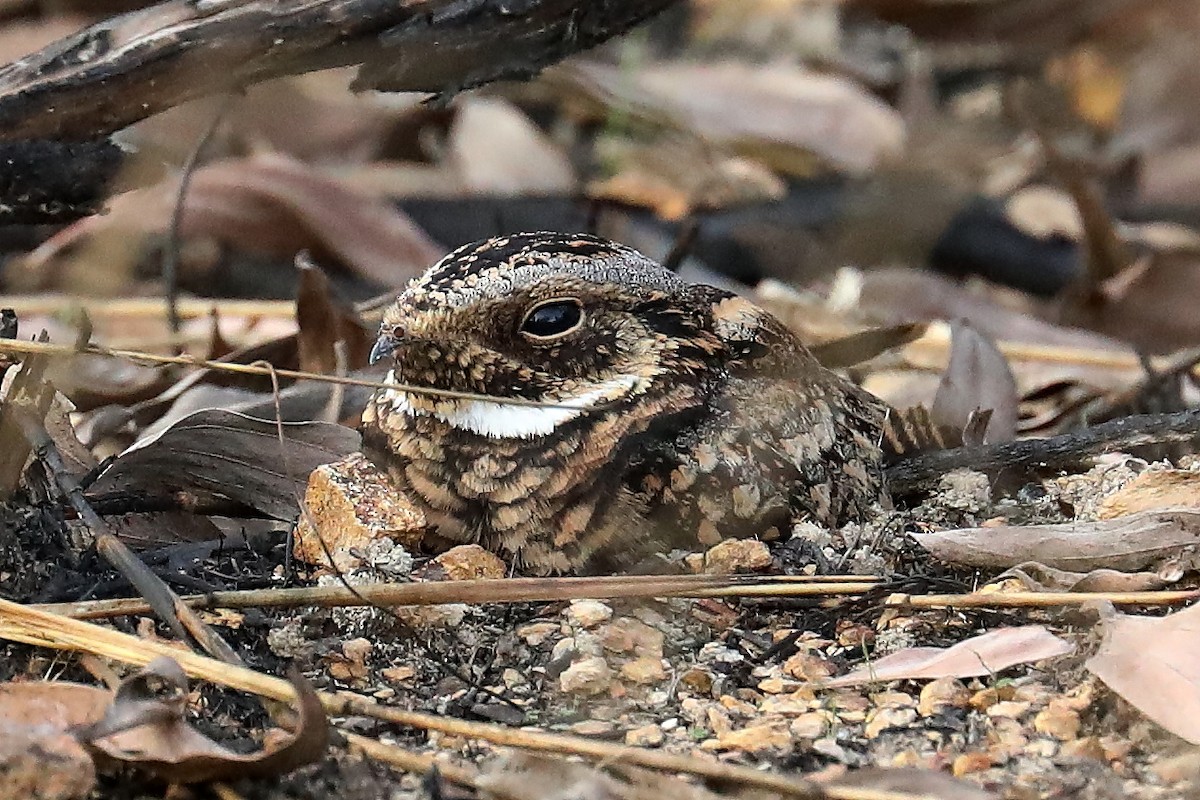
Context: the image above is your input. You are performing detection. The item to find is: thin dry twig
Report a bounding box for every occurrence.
[164,93,237,337]
[37,573,881,620]
[341,732,480,789]
[887,588,1200,609]
[0,296,298,319]
[0,338,624,411]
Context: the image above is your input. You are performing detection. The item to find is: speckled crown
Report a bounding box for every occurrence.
[399,231,685,310]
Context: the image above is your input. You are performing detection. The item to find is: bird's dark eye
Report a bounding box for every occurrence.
[520,299,584,339]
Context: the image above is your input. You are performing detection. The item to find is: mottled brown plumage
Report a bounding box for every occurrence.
[361,232,886,574]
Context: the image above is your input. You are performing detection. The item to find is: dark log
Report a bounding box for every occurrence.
[0,0,675,142]
[886,407,1200,493]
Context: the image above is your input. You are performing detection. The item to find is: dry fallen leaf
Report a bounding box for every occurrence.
[23,154,444,292]
[295,259,372,376]
[0,680,109,800]
[932,318,1019,444]
[555,60,905,176]
[999,561,1176,593]
[824,626,1073,688]
[82,657,329,784]
[88,409,361,520]
[1086,603,1200,744]
[912,509,1200,571]
[448,96,577,195]
[857,268,1139,391]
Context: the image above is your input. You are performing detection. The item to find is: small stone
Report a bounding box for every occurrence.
[714,721,793,753]
[679,697,708,725]
[936,469,991,515]
[871,690,915,709]
[698,642,744,666]
[267,621,314,659]
[706,706,733,735]
[1034,702,1080,740]
[620,657,667,685]
[1027,738,1059,758]
[327,661,356,682]
[570,720,614,736]
[757,675,790,694]
[759,694,813,716]
[418,544,506,580]
[1012,681,1053,707]
[969,685,1012,710]
[343,637,372,662]
[559,656,612,695]
[830,690,869,714]
[625,724,665,747]
[502,668,526,688]
[573,630,604,657]
[919,678,970,716]
[782,652,834,682]
[328,636,372,681]
[990,717,1029,758]
[681,667,714,695]
[550,637,576,662]
[1060,680,1096,711]
[951,752,993,776]
[601,618,664,657]
[1100,735,1132,762]
[661,718,680,732]
[811,737,849,762]
[835,621,875,648]
[382,665,415,684]
[986,700,1031,720]
[864,707,917,739]
[703,539,773,574]
[565,600,613,629]
[389,600,467,629]
[718,695,756,717]
[790,711,831,739]
[294,453,425,566]
[517,621,561,646]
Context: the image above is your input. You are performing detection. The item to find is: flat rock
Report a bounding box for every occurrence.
[294,453,425,567]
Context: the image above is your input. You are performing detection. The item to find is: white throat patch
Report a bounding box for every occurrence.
[379,373,642,439]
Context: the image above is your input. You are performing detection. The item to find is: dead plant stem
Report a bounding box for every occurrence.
[38,575,881,620]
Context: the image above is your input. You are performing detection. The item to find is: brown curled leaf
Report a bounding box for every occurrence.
[83,657,329,784]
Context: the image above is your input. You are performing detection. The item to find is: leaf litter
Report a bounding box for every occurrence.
[0,656,327,794]
[7,2,1200,799]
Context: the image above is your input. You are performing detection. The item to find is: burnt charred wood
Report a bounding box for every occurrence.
[0,139,122,222]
